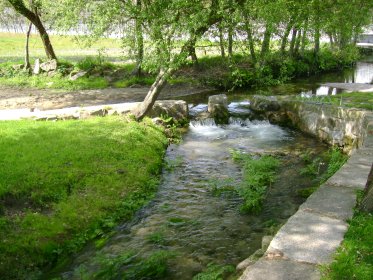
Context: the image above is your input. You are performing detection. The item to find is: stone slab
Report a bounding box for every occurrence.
[326,152,372,190]
[267,210,347,264]
[239,259,320,280]
[299,184,356,220]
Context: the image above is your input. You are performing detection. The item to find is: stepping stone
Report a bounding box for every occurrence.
[299,184,356,220]
[239,259,320,280]
[267,210,347,264]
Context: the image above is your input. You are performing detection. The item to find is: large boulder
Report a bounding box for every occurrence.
[249,95,281,112]
[148,100,189,122]
[40,59,58,72]
[208,94,229,124]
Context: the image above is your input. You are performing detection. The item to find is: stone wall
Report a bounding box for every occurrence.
[250,96,371,153]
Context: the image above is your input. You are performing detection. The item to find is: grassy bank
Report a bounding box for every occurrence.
[0,32,122,62]
[322,208,373,280]
[0,117,168,279]
[299,92,373,111]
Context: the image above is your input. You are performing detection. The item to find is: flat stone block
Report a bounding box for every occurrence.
[267,210,347,264]
[239,259,320,280]
[299,184,356,220]
[326,153,372,190]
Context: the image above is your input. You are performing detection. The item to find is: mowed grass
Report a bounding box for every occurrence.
[0,117,168,279]
[0,32,122,62]
[302,92,373,111]
[322,210,373,280]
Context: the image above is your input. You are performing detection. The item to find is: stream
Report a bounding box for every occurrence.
[58,57,373,279]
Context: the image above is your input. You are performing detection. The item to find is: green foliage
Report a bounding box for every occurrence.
[0,117,168,279]
[209,178,236,196]
[238,154,280,213]
[193,263,235,280]
[147,232,167,245]
[94,250,173,280]
[297,147,347,198]
[321,211,373,280]
[320,148,348,183]
[224,150,280,213]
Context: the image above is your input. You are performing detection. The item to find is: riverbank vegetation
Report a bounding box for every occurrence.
[210,151,280,213]
[321,195,373,280]
[297,147,348,198]
[0,117,168,279]
[299,92,373,111]
[1,0,372,117]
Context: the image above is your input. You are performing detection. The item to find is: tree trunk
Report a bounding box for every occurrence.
[300,19,308,53]
[228,25,233,58]
[7,0,57,60]
[294,28,302,55]
[360,164,373,213]
[132,68,174,120]
[314,26,320,55]
[132,0,144,76]
[218,23,225,58]
[260,23,272,58]
[289,28,298,55]
[24,21,32,70]
[244,21,256,63]
[188,35,198,65]
[280,22,293,54]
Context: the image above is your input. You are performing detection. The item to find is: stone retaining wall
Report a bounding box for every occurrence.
[239,96,373,280]
[250,96,370,153]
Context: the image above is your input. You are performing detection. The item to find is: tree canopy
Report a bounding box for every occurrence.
[1,0,372,117]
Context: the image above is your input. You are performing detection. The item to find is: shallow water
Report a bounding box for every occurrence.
[59,118,328,279]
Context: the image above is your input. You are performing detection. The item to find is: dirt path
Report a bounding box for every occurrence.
[0,84,213,110]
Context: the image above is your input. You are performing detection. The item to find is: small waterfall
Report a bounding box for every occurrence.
[190,118,216,127]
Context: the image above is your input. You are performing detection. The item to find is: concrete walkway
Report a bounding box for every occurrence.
[322,83,373,92]
[240,113,373,280]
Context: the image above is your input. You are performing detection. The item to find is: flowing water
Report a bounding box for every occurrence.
[59,118,328,279]
[58,57,373,279]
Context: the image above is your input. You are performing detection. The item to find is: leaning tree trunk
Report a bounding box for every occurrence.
[24,22,32,70]
[360,164,373,213]
[7,0,57,60]
[33,13,56,60]
[132,68,174,120]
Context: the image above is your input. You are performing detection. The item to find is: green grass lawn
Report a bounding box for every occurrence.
[0,117,168,279]
[0,32,122,62]
[301,92,373,111]
[322,210,373,280]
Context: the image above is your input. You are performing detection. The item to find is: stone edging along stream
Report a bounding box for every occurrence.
[238,96,373,280]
